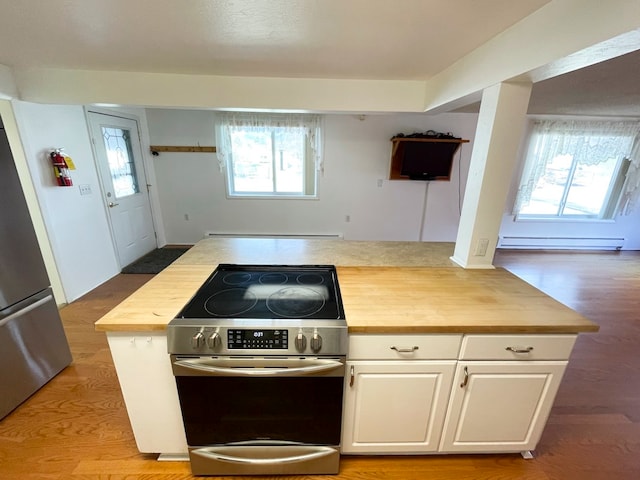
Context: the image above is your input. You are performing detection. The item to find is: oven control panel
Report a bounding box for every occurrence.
[227,329,288,349]
[168,323,347,356]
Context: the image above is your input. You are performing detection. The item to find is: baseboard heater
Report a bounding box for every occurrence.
[498,236,624,250]
[205,232,343,240]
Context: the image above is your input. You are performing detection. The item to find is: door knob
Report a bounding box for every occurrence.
[108,202,120,208]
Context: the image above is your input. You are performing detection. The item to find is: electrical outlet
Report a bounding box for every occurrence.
[474,238,489,256]
[377,179,383,187]
[345,215,351,223]
[78,184,92,196]
[184,214,190,221]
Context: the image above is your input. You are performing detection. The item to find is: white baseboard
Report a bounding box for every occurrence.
[498,236,624,250]
[204,232,343,240]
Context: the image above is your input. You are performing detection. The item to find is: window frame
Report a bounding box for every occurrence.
[514,119,638,222]
[217,112,322,200]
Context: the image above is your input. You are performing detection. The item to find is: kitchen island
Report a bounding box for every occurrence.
[95,238,598,458]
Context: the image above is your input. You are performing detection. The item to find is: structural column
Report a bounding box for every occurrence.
[451,81,532,268]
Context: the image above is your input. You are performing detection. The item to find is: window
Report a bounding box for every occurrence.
[514,120,640,220]
[216,112,322,198]
[101,126,140,198]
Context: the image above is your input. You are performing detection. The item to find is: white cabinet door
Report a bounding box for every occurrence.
[439,361,567,453]
[107,332,188,455]
[342,360,456,454]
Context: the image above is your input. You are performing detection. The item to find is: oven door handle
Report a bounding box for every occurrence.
[173,357,344,376]
[191,445,336,465]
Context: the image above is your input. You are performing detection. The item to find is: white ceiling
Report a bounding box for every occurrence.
[0,0,638,116]
[0,0,550,79]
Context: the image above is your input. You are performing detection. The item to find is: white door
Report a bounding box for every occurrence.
[342,360,456,454]
[88,112,156,268]
[439,361,567,453]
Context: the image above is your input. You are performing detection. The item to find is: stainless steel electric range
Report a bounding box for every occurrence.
[167,264,348,476]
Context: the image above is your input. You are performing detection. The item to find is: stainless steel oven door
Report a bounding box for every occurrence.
[171,355,345,475]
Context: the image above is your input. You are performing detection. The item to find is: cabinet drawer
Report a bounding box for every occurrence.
[348,334,462,360]
[459,334,577,360]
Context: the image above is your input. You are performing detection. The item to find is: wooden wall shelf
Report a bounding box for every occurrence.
[149,145,216,155]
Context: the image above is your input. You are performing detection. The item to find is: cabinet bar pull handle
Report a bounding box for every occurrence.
[506,346,534,354]
[460,366,469,388]
[349,365,355,387]
[390,346,419,353]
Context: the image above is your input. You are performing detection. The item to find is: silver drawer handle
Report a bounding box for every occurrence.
[390,346,419,353]
[460,366,469,388]
[506,346,534,354]
[0,294,53,328]
[192,445,335,465]
[174,358,343,377]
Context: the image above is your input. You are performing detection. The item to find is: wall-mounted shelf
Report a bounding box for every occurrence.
[149,145,216,155]
[389,137,469,181]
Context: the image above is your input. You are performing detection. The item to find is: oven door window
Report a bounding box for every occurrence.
[175,376,344,446]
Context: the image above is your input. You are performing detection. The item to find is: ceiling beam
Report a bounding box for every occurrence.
[13,68,428,114]
[422,0,640,113]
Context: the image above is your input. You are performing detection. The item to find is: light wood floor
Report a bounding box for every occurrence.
[1,250,639,479]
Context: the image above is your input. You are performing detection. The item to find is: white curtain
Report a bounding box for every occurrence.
[619,134,640,215]
[215,111,323,172]
[514,119,640,215]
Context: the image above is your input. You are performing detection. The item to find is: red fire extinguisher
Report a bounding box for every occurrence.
[49,149,74,186]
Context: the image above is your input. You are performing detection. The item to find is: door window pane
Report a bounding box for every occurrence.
[101,127,140,198]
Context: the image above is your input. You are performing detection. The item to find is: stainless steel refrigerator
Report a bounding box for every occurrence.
[0,116,72,420]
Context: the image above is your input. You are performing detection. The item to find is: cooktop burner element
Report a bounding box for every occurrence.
[176,264,344,321]
[168,264,347,360]
[204,289,258,316]
[266,286,326,317]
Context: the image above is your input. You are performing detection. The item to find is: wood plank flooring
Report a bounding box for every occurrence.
[1,250,639,479]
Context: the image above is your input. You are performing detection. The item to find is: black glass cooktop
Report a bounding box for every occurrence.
[176,264,345,320]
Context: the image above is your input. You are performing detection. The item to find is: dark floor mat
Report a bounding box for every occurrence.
[121,247,190,274]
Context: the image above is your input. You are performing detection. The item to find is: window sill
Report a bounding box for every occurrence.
[227,194,319,200]
[514,215,616,224]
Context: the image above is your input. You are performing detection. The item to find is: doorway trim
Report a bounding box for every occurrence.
[84,106,166,265]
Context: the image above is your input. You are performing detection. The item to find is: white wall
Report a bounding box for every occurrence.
[0,64,17,99]
[0,100,65,304]
[147,108,639,250]
[11,101,120,301]
[146,109,479,244]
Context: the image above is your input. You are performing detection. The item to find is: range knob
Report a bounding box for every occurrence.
[310,331,323,353]
[191,331,205,349]
[207,331,221,350]
[295,331,307,352]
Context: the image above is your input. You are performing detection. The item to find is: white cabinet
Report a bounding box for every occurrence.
[342,360,456,453]
[439,361,567,453]
[341,334,461,454]
[342,333,576,456]
[439,334,576,453]
[106,332,188,456]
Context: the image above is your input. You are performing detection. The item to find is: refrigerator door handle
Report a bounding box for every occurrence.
[0,294,54,328]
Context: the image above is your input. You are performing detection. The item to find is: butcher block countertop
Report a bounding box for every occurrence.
[94,238,598,334]
[338,266,597,333]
